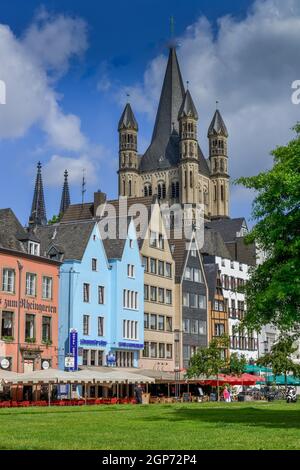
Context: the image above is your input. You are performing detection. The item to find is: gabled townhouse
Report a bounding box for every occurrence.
[0,209,60,377]
[171,234,209,370]
[36,217,144,370]
[62,193,177,373]
[203,221,259,361]
[204,263,229,360]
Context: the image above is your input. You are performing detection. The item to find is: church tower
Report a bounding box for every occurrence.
[178,88,199,204]
[29,162,47,227]
[59,170,71,216]
[208,107,229,219]
[118,102,139,198]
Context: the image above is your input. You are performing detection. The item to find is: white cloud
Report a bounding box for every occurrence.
[116,0,300,182]
[43,155,97,186]
[23,8,88,77]
[0,11,88,152]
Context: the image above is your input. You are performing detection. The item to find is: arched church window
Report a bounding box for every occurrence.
[184,171,187,188]
[190,171,193,189]
[189,142,194,156]
[144,184,152,197]
[129,180,132,197]
[221,185,224,202]
[184,143,187,157]
[204,188,209,206]
[123,180,126,196]
[220,159,224,172]
[171,181,180,199]
[214,185,217,202]
[157,182,166,200]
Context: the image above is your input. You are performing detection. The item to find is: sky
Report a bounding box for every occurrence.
[0,0,299,227]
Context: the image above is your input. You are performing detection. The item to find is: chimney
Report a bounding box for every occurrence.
[94,190,107,217]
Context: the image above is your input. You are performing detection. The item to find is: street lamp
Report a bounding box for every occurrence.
[174,329,180,399]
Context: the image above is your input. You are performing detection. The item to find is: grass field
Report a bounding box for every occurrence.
[0,401,299,450]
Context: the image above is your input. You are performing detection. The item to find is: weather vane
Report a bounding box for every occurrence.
[81,169,86,205]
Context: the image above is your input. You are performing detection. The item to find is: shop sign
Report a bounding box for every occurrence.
[65,356,75,369]
[0,358,10,370]
[69,329,78,371]
[42,360,50,370]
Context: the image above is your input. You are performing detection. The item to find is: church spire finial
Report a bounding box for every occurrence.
[59,169,71,216]
[29,161,47,227]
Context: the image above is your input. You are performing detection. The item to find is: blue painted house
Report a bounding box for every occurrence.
[37,218,144,370]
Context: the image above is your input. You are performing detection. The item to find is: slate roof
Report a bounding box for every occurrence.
[226,239,257,267]
[208,109,228,138]
[118,103,138,131]
[35,221,95,261]
[140,47,210,176]
[178,89,198,119]
[169,237,188,281]
[204,263,219,303]
[202,226,232,259]
[207,218,247,243]
[0,208,27,252]
[61,203,95,223]
[102,216,132,260]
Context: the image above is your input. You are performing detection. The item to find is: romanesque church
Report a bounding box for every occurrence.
[118,47,229,220]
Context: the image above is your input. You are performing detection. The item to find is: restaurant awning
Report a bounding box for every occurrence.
[4,368,155,386]
[198,373,265,386]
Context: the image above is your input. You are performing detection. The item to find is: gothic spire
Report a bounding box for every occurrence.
[208,108,228,138]
[141,47,186,171]
[29,162,47,227]
[118,103,138,131]
[178,89,198,120]
[152,47,185,142]
[59,170,71,215]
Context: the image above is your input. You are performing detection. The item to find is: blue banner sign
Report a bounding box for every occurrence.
[118,342,144,349]
[80,339,107,347]
[69,329,78,371]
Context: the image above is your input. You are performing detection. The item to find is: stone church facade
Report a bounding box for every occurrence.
[118,47,229,220]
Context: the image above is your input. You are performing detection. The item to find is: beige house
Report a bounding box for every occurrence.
[96,195,176,372]
[138,201,176,372]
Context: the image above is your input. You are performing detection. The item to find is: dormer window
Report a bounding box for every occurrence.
[28,241,40,256]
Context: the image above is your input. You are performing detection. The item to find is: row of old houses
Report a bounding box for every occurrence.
[0,182,261,378]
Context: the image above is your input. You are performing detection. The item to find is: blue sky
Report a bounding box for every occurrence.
[0,0,299,226]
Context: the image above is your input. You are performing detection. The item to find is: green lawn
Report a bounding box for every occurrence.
[0,401,299,450]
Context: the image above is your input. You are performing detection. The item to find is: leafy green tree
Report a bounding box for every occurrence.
[257,335,300,389]
[228,353,247,376]
[48,214,60,225]
[236,124,300,331]
[186,336,229,401]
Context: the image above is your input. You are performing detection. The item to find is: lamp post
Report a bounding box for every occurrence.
[174,329,180,399]
[17,261,23,373]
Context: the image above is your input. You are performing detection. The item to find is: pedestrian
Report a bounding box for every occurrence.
[198,386,204,402]
[134,384,143,404]
[223,386,230,403]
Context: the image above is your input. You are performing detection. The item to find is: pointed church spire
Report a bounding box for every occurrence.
[208,108,228,138]
[59,170,71,215]
[29,162,47,227]
[152,47,185,142]
[178,89,198,120]
[118,102,138,131]
[141,47,186,171]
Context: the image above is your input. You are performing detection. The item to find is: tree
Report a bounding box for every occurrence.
[186,336,229,401]
[48,214,60,225]
[257,335,300,389]
[236,124,300,331]
[228,353,247,376]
